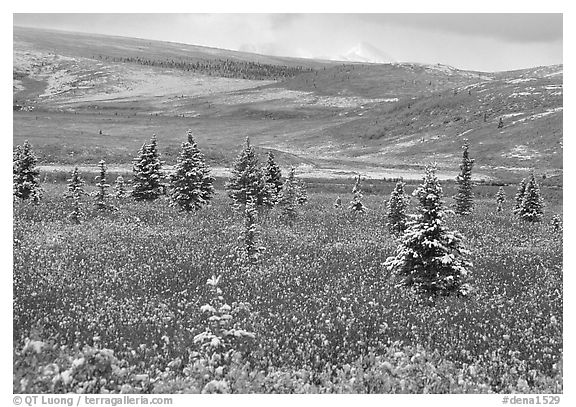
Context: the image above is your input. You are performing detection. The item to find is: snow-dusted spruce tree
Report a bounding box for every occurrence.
[66,167,88,224]
[225,137,273,209]
[238,197,265,265]
[454,141,474,215]
[13,140,42,202]
[296,177,308,205]
[518,172,544,222]
[513,178,527,215]
[193,274,254,391]
[277,167,300,223]
[385,165,472,295]
[131,135,165,201]
[263,151,283,203]
[348,175,367,213]
[113,176,128,199]
[387,181,409,235]
[168,130,215,212]
[495,186,506,212]
[93,160,114,210]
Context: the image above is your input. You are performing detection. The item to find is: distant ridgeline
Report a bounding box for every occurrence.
[95,55,314,81]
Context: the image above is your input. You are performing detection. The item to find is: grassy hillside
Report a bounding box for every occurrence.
[13,26,563,183]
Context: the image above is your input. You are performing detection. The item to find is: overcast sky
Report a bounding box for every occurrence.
[13,13,563,72]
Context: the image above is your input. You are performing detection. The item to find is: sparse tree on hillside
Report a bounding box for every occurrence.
[387,181,409,235]
[385,165,472,295]
[349,175,367,213]
[168,130,215,212]
[513,178,527,215]
[13,140,42,202]
[113,176,129,199]
[66,167,88,224]
[495,187,506,212]
[131,135,164,201]
[263,151,283,203]
[225,137,273,209]
[518,172,545,222]
[94,160,114,210]
[454,142,475,215]
[498,117,504,128]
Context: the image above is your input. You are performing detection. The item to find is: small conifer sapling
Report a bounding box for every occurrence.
[348,175,367,213]
[66,167,88,224]
[454,141,474,215]
[495,186,506,212]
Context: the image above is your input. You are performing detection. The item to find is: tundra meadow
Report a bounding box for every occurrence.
[13,168,562,394]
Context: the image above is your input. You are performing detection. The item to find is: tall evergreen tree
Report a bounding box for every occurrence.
[168,130,215,212]
[454,141,474,215]
[518,172,544,222]
[13,140,42,202]
[348,175,367,212]
[263,151,283,202]
[66,167,88,224]
[131,135,164,201]
[385,165,472,295]
[225,137,273,208]
[387,181,409,234]
[513,178,527,215]
[495,186,506,212]
[94,160,113,210]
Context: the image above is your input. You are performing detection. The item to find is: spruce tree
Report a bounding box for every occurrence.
[113,176,128,199]
[66,167,88,224]
[454,141,474,215]
[239,196,265,265]
[168,130,215,212]
[13,140,42,202]
[385,165,472,295]
[225,137,273,208]
[131,135,164,201]
[387,181,409,234]
[348,175,367,212]
[495,186,506,212]
[513,178,527,215]
[518,172,544,222]
[277,167,300,223]
[94,160,113,210]
[263,151,283,202]
[296,177,308,205]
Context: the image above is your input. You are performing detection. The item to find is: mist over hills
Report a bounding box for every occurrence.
[13,26,562,183]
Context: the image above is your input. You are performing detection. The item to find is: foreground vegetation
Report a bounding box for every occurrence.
[13,182,562,393]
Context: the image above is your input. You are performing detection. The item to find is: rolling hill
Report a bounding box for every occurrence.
[13,26,562,183]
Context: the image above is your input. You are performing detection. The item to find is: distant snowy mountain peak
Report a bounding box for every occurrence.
[339,42,394,64]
